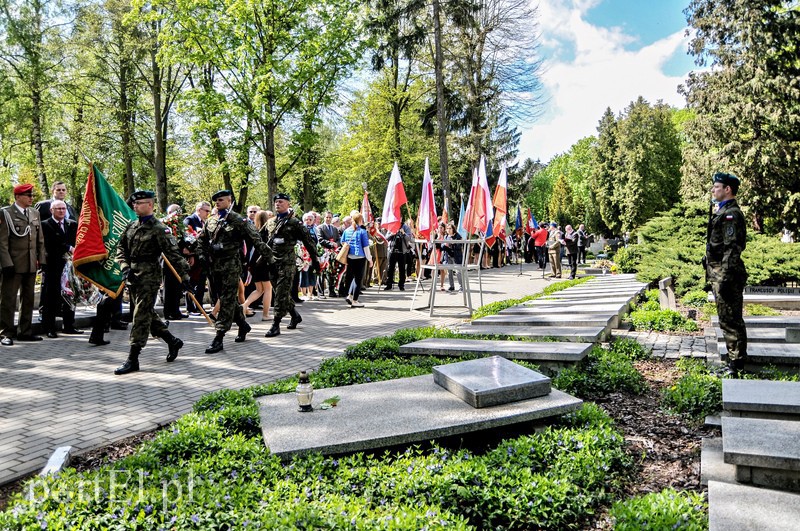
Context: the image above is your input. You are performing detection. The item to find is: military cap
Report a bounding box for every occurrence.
[129,190,155,203]
[550,221,557,227]
[712,172,740,193]
[273,192,291,202]
[13,183,34,195]
[211,189,234,201]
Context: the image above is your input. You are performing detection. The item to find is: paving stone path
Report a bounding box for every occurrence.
[0,265,552,486]
[615,330,709,359]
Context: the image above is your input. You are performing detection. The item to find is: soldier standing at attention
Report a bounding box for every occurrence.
[706,172,748,377]
[199,190,272,354]
[114,191,191,375]
[264,193,319,338]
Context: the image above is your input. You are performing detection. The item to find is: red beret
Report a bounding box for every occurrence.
[13,183,34,195]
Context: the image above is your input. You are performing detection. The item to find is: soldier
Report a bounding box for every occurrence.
[114,191,191,375]
[264,193,319,338]
[0,183,46,345]
[706,172,748,376]
[198,190,272,354]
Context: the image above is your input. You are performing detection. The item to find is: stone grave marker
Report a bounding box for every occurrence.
[658,277,677,310]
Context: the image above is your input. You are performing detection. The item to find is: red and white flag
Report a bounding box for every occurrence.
[361,189,373,225]
[487,165,508,247]
[417,158,438,240]
[381,161,408,233]
[463,155,493,235]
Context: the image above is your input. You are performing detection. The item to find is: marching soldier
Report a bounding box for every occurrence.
[199,190,272,354]
[706,172,748,376]
[264,193,319,338]
[114,191,191,375]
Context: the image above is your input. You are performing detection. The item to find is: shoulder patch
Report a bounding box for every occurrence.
[726,224,735,237]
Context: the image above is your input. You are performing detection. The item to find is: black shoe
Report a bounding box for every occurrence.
[88,336,110,346]
[235,321,252,342]
[292,298,304,304]
[109,322,128,331]
[114,359,139,375]
[62,328,84,335]
[164,313,187,320]
[398,286,405,291]
[287,314,302,330]
[205,332,225,354]
[264,318,281,338]
[383,286,393,291]
[0,337,12,346]
[328,292,337,298]
[166,337,183,362]
[46,332,58,339]
[17,335,43,342]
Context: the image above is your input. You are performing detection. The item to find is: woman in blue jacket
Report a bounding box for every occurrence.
[340,212,373,307]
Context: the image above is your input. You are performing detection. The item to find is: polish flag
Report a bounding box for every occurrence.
[417,158,438,239]
[487,165,508,247]
[463,155,494,236]
[381,162,408,233]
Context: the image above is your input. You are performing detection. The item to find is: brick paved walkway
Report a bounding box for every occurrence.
[614,330,710,359]
[0,265,552,485]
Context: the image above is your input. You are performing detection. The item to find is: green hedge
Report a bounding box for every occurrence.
[610,488,708,530]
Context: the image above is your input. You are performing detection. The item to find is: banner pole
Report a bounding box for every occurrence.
[161,253,214,327]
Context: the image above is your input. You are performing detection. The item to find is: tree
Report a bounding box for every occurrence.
[548,173,573,227]
[592,108,622,234]
[681,0,800,232]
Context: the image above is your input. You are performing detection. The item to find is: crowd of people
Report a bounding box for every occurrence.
[0,181,599,375]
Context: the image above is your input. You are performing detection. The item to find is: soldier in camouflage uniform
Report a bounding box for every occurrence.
[114,191,191,375]
[199,190,272,353]
[264,193,319,337]
[706,172,748,376]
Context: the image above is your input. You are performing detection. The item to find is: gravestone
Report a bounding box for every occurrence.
[787,328,800,343]
[658,277,677,310]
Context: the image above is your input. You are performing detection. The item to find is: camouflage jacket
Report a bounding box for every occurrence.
[116,216,189,284]
[265,210,319,266]
[198,210,272,268]
[706,199,747,282]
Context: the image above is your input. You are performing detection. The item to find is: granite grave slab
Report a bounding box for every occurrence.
[454,325,607,343]
[708,481,800,531]
[722,416,800,492]
[398,338,592,364]
[716,327,788,344]
[717,343,800,371]
[701,437,737,486]
[711,316,800,329]
[471,313,617,329]
[257,375,582,459]
[723,379,800,421]
[432,356,551,408]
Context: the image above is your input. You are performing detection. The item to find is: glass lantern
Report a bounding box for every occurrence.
[296,371,314,412]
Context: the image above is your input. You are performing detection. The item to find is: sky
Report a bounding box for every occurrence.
[517,0,697,163]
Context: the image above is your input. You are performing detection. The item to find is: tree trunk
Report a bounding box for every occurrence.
[234,115,253,213]
[432,0,451,215]
[69,103,84,211]
[265,123,278,202]
[31,86,49,196]
[151,31,167,212]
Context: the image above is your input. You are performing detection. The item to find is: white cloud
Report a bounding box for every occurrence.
[518,0,690,162]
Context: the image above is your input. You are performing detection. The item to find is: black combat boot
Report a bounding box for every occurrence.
[287,308,302,330]
[205,331,225,354]
[234,318,252,343]
[88,321,110,346]
[114,345,141,375]
[264,316,281,337]
[158,330,184,362]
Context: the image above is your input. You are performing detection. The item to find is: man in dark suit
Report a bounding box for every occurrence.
[0,183,46,345]
[183,201,211,314]
[35,181,76,222]
[41,200,83,337]
[316,211,340,297]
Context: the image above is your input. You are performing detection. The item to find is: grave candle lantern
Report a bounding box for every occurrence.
[296,371,314,412]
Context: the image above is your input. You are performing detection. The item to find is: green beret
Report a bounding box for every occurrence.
[212,189,234,201]
[273,192,291,202]
[712,172,740,190]
[129,190,155,203]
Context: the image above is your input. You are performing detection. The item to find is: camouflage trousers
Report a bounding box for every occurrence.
[210,262,245,333]
[271,261,297,321]
[129,281,168,348]
[710,275,748,362]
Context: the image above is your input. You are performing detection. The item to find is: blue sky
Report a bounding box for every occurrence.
[518,0,697,162]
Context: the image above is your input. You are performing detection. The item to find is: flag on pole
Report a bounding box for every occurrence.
[381,162,408,234]
[463,155,494,236]
[441,196,449,225]
[457,195,467,239]
[417,158,438,239]
[487,165,508,247]
[73,164,137,297]
[526,207,538,235]
[515,204,523,231]
[361,189,373,225]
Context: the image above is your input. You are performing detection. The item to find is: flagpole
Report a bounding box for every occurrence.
[161,253,214,328]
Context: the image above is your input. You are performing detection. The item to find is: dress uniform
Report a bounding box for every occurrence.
[114,191,191,375]
[0,183,46,345]
[264,193,319,337]
[198,190,272,353]
[706,172,748,375]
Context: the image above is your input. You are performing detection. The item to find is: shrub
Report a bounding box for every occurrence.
[662,359,722,421]
[613,245,642,273]
[629,308,699,332]
[553,346,647,397]
[682,289,710,308]
[610,488,708,531]
[610,337,651,360]
[745,303,781,316]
